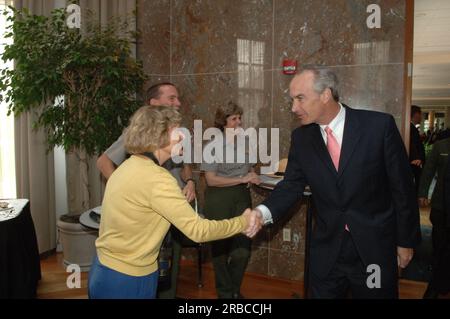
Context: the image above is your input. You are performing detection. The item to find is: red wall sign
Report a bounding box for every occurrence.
[283,59,297,75]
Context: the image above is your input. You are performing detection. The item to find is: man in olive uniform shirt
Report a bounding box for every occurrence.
[418,137,450,298]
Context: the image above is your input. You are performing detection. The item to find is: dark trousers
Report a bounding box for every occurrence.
[429,209,450,293]
[310,231,398,299]
[157,199,199,299]
[204,184,252,299]
[156,229,182,299]
[411,165,422,196]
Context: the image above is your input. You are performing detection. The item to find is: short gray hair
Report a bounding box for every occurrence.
[299,65,340,102]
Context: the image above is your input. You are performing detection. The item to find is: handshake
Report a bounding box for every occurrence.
[241,208,264,238]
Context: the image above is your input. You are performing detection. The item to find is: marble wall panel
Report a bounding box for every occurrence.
[170,70,273,130]
[246,246,269,275]
[269,249,305,281]
[137,0,171,75]
[171,0,273,75]
[274,0,405,68]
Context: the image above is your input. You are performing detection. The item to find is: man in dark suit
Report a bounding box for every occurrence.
[251,66,421,298]
[446,155,450,227]
[442,154,450,294]
[409,105,425,194]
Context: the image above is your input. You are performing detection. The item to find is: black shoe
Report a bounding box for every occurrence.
[423,285,439,299]
[232,293,244,299]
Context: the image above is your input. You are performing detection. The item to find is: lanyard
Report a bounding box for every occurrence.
[141,152,160,166]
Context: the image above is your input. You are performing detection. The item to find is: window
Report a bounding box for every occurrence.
[0,2,16,198]
[237,38,265,128]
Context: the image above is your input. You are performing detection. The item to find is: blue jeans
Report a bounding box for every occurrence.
[88,254,158,299]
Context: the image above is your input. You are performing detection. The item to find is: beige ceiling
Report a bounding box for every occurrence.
[413,0,450,107]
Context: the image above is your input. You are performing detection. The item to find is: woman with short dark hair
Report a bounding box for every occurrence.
[201,102,260,299]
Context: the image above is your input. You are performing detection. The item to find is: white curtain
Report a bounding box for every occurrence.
[13,0,59,254]
[0,1,14,7]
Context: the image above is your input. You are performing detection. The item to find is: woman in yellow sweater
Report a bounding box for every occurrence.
[88,105,257,299]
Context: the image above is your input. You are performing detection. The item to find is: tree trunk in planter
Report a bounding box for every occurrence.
[57,215,97,272]
[67,149,92,215]
[65,149,105,213]
[57,149,103,271]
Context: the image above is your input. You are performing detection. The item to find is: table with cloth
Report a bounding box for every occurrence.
[0,199,41,298]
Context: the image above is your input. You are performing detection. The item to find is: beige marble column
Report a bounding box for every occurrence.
[428,111,436,130]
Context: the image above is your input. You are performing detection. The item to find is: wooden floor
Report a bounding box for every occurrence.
[37,253,431,299]
[38,253,89,299]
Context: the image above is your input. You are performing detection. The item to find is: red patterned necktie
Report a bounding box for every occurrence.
[325,126,340,171]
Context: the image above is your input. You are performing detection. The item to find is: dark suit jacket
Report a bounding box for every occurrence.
[263,106,421,281]
[409,123,425,163]
[418,138,450,213]
[445,155,450,227]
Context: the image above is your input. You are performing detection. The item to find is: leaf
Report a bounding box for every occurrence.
[0,7,145,156]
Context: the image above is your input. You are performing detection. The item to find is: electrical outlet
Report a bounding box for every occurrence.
[283,228,291,242]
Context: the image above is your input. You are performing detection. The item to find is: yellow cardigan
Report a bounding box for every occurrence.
[96,155,247,276]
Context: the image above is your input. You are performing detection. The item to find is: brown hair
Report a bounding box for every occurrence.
[214,101,243,131]
[411,105,421,118]
[145,82,177,102]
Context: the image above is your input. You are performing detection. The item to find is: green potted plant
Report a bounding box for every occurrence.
[0,6,146,270]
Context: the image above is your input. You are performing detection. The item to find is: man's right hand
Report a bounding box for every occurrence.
[397,246,414,269]
[410,159,422,167]
[242,208,263,238]
[418,197,430,207]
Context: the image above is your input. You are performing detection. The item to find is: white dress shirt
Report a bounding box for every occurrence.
[257,103,347,225]
[319,103,346,147]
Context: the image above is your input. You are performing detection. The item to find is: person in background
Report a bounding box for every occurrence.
[426,127,439,145]
[440,154,450,297]
[88,105,261,299]
[446,155,450,228]
[410,105,425,194]
[96,82,194,299]
[418,136,450,298]
[201,102,261,299]
[436,125,450,142]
